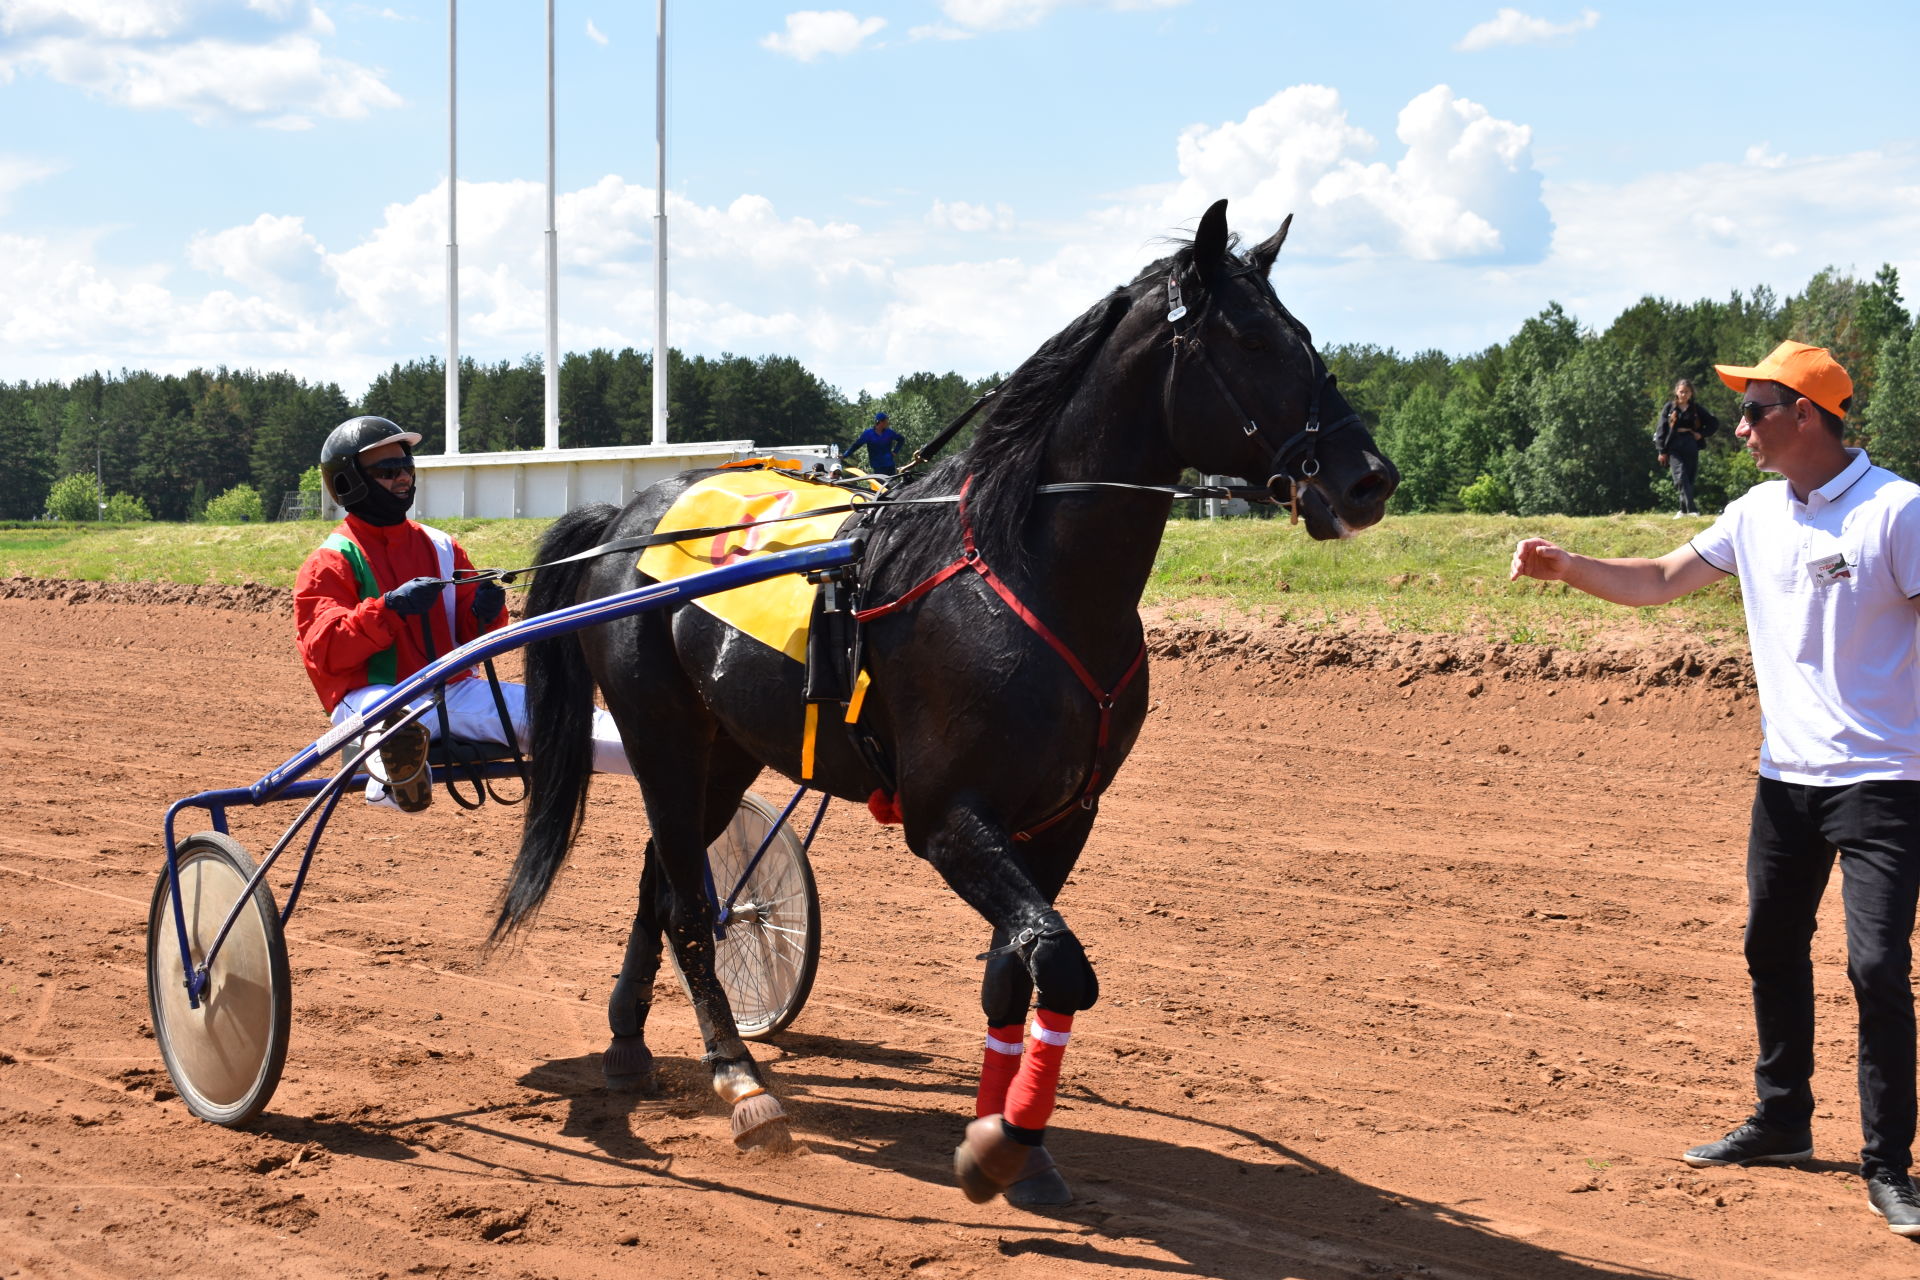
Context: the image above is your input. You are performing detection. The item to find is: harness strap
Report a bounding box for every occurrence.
[852,476,1145,842]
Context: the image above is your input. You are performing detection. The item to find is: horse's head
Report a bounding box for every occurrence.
[1139,199,1398,539]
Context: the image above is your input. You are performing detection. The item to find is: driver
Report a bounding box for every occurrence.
[294,416,630,812]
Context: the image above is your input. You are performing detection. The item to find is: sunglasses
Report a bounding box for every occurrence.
[1739,399,1799,423]
[366,457,415,480]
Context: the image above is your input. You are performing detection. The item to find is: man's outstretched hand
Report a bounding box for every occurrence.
[1510,537,1574,584]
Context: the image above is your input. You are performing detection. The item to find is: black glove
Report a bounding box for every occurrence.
[471,581,506,626]
[382,576,444,618]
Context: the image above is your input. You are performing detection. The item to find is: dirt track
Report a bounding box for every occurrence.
[2,586,1912,1279]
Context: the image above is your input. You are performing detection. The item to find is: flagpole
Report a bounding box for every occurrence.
[543,0,560,449]
[445,0,461,455]
[650,0,668,445]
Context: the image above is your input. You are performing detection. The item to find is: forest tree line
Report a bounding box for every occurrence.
[2,261,1914,522]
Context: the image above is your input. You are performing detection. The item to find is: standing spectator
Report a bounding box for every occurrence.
[848,410,906,475]
[1655,377,1721,517]
[1511,340,1920,1239]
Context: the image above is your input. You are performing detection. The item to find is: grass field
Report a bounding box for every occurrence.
[0,511,1745,648]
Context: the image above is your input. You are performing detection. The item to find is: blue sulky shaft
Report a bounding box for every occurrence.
[160,538,860,1007]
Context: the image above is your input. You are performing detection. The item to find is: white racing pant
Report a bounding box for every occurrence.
[332,677,632,806]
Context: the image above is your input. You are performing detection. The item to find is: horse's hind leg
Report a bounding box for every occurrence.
[604,852,667,1091]
[632,735,791,1148]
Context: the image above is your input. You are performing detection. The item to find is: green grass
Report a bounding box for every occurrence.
[3,512,1746,648]
[1149,510,1745,647]
[0,519,551,589]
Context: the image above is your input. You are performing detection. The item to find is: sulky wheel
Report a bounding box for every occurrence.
[705,791,821,1039]
[146,832,291,1126]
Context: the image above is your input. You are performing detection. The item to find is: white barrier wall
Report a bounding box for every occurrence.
[320,441,840,521]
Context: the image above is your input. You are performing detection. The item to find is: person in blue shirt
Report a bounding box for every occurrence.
[848,410,906,474]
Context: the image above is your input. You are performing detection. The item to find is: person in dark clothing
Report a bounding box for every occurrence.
[1655,378,1720,516]
[848,410,906,474]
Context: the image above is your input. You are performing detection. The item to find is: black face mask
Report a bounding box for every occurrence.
[345,463,415,526]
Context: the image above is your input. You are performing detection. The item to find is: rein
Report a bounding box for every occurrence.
[437,476,1270,590]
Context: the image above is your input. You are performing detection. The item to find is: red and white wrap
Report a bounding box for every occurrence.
[1003,1009,1074,1132]
[975,1024,1025,1118]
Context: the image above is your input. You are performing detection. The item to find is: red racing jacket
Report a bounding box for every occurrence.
[294,514,505,713]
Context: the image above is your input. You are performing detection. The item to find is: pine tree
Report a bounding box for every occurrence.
[1866,331,1920,481]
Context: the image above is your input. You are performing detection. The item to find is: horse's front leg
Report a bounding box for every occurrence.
[914,800,1099,1205]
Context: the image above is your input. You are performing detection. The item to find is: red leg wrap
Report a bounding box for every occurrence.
[1002,1009,1072,1132]
[976,1023,1025,1118]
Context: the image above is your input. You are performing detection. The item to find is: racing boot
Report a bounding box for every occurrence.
[373,714,433,813]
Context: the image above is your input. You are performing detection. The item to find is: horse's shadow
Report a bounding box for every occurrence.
[517,1031,1682,1280]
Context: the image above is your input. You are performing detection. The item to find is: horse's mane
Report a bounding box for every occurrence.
[949,228,1293,567]
[957,272,1147,565]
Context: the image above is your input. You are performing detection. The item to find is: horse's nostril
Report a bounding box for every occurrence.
[1345,471,1390,509]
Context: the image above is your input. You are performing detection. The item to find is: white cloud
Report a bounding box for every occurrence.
[585,18,608,46]
[1160,83,1549,263]
[938,0,1186,31]
[928,199,1014,232]
[0,153,61,213]
[908,23,973,41]
[10,84,1919,410]
[1455,7,1599,52]
[760,11,885,61]
[188,212,328,299]
[0,0,403,124]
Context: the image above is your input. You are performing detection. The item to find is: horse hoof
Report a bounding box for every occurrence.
[1004,1146,1072,1207]
[953,1114,1030,1204]
[731,1091,792,1151]
[603,1036,657,1093]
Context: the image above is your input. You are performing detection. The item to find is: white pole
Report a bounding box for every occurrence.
[543,0,560,450]
[445,0,461,455]
[650,0,668,445]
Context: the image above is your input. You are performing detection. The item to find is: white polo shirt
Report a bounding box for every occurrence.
[1691,449,1920,785]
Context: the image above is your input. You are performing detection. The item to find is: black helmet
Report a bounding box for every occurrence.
[321,416,422,506]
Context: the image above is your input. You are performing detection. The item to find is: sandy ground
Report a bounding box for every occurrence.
[0,583,1912,1279]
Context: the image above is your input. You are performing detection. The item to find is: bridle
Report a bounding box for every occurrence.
[1163,262,1364,521]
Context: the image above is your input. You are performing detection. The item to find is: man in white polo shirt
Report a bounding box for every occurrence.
[1510,340,1920,1239]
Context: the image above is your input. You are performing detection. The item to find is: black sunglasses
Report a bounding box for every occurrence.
[1740,399,1799,422]
[366,457,415,480]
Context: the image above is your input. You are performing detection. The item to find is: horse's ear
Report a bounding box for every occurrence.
[1193,199,1230,277]
[1251,214,1293,277]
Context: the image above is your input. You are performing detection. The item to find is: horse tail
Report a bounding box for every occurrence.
[490,501,623,944]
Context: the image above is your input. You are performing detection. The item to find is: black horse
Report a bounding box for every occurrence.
[492,200,1398,1204]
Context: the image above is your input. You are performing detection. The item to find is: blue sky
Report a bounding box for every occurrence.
[3,1,1918,404]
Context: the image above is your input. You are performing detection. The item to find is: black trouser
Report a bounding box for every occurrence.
[1668,436,1701,513]
[1746,777,1920,1175]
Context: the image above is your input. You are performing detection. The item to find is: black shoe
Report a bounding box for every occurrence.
[1682,1119,1813,1167]
[1868,1171,1920,1237]
[375,716,433,813]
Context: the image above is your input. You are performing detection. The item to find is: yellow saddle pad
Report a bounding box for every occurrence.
[636,463,872,663]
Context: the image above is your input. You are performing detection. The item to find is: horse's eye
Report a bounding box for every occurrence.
[1237,333,1267,352]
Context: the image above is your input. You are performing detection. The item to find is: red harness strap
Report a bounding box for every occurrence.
[853,476,1146,841]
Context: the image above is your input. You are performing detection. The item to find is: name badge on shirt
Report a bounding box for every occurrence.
[1806,551,1853,584]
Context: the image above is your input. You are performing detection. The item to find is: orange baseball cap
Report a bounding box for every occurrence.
[1715,340,1853,418]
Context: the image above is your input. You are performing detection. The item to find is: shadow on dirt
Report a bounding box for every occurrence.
[762,1034,1681,1280]
[242,1027,1682,1277]
[235,1030,1677,1279]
